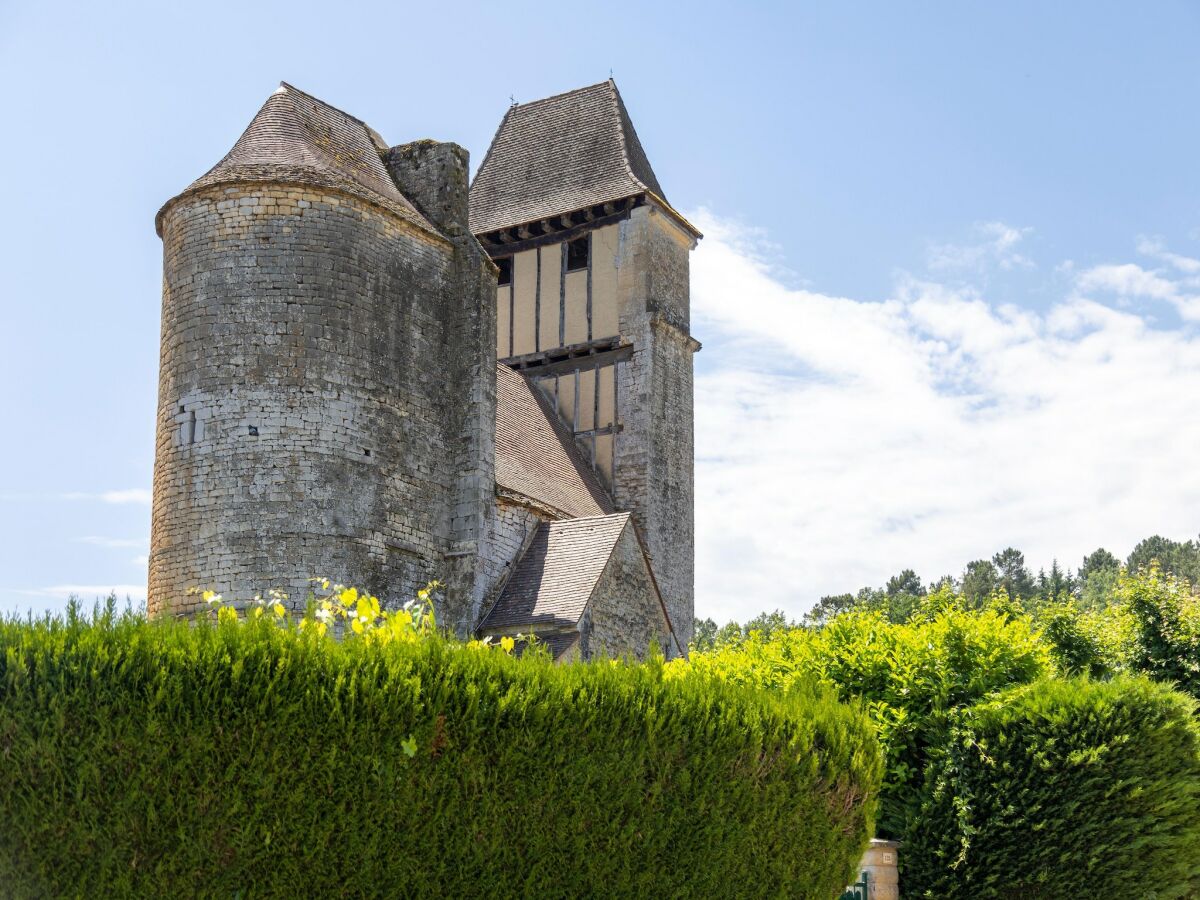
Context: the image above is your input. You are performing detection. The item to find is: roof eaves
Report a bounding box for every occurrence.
[644,189,704,242]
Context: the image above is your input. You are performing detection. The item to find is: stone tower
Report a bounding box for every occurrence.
[469,81,702,647]
[149,84,495,625]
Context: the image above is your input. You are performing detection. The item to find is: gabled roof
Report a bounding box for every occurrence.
[494,364,613,519]
[158,82,439,238]
[480,513,632,631]
[470,80,693,237]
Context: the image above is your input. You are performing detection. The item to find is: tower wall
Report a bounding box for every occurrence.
[612,206,697,649]
[150,182,492,623]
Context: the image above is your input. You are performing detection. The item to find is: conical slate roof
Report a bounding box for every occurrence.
[157,82,438,237]
[469,80,691,236]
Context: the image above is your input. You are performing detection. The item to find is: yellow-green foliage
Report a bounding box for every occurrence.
[905,677,1200,898]
[0,598,881,898]
[677,603,1050,836]
[1118,565,1200,699]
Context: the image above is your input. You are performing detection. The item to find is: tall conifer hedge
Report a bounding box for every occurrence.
[0,608,881,897]
[904,676,1200,898]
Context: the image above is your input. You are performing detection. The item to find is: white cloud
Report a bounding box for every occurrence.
[688,209,1200,624]
[62,488,152,505]
[928,221,1034,273]
[1076,263,1179,302]
[1076,247,1200,321]
[1136,236,1200,275]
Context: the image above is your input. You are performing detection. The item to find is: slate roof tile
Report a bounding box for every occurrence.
[480,513,631,631]
[158,83,438,237]
[469,80,674,236]
[494,364,613,519]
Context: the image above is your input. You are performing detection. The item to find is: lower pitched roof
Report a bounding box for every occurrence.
[494,364,613,519]
[479,513,631,632]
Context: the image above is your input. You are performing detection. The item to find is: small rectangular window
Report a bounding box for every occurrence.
[566,236,589,272]
[496,257,513,286]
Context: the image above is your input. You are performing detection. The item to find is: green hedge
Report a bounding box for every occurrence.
[904,676,1200,898]
[0,608,881,897]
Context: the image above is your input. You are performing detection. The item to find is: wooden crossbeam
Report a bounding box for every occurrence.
[501,338,632,379]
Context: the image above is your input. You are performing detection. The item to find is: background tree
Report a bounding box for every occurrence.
[692,617,719,652]
[804,593,856,628]
[1079,548,1120,581]
[993,547,1036,603]
[741,609,797,640]
[884,569,924,623]
[1127,534,1200,584]
[1035,559,1073,605]
[1077,548,1121,609]
[961,560,998,609]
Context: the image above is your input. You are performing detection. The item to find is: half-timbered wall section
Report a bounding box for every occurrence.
[493,221,626,487]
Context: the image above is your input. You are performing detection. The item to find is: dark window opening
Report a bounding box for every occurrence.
[566,236,589,272]
[496,257,512,286]
[247,425,258,437]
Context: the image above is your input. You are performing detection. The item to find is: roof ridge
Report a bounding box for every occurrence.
[605,80,647,192]
[469,101,515,191]
[507,78,613,112]
[277,80,382,140]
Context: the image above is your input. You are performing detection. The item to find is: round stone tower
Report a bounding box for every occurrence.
[149,83,496,623]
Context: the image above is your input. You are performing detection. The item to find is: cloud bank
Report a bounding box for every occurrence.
[689,211,1200,624]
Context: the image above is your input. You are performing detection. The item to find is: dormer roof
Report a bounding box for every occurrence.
[469,80,698,239]
[157,82,439,238]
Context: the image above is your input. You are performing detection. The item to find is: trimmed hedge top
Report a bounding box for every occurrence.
[0,608,881,898]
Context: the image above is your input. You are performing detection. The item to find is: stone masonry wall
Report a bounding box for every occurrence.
[385,142,498,636]
[581,522,670,660]
[150,183,489,619]
[612,205,697,649]
[476,498,544,626]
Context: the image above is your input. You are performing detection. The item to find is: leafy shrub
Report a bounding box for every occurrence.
[904,677,1200,898]
[678,603,1050,836]
[1119,565,1200,700]
[1035,601,1114,678]
[0,603,881,898]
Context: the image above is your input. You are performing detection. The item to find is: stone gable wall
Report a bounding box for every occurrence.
[581,523,670,660]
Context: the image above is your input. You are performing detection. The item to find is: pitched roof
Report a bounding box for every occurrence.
[480,513,632,631]
[469,80,685,236]
[513,631,580,660]
[158,82,438,237]
[494,364,612,519]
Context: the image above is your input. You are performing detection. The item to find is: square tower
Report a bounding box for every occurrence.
[470,81,701,646]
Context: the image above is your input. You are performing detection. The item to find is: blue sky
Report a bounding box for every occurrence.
[2,1,1199,621]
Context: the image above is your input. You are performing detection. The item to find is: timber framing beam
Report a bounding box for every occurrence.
[501,337,632,379]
